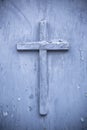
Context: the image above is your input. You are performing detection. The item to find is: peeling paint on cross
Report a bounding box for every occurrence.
[17,20,69,116]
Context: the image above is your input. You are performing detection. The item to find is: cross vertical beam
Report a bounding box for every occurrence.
[39,21,48,115]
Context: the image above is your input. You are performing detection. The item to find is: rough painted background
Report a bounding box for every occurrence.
[0,0,87,130]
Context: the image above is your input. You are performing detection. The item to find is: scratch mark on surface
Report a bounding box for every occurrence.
[79,49,84,61]
[8,0,32,28]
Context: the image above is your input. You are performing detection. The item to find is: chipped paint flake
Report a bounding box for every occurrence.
[3,111,8,117]
[28,106,32,111]
[18,97,21,101]
[85,92,87,97]
[81,117,84,122]
[77,85,80,89]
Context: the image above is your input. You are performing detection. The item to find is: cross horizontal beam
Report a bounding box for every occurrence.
[17,42,69,51]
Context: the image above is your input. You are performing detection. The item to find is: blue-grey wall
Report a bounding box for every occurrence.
[0,0,87,130]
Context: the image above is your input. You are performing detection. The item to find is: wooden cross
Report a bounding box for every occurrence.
[17,20,69,116]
